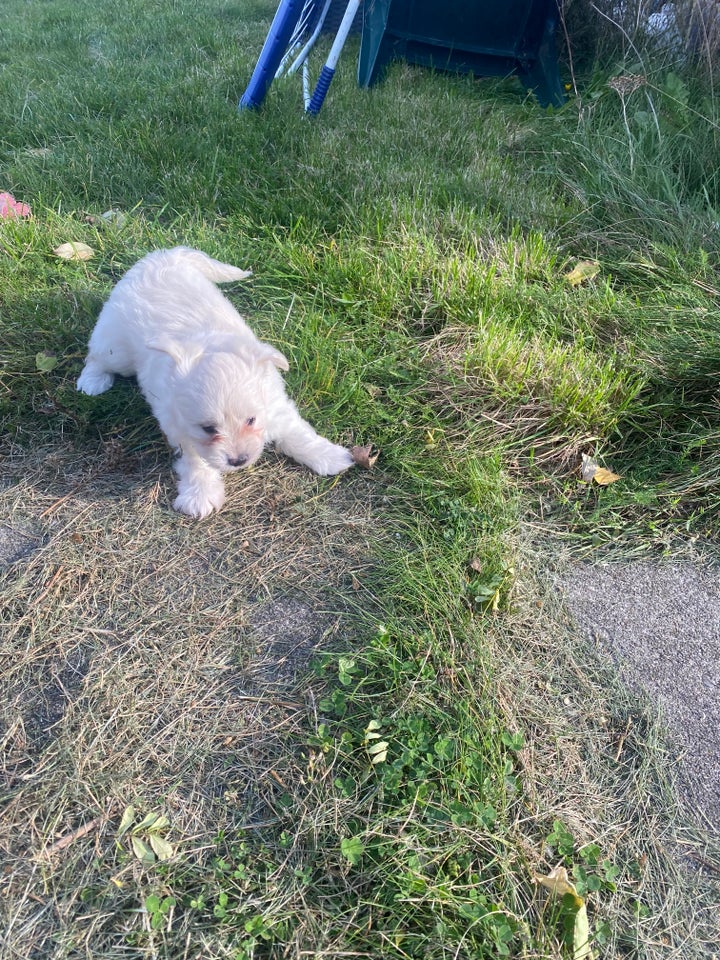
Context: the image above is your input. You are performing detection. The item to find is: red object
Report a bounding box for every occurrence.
[0,192,31,218]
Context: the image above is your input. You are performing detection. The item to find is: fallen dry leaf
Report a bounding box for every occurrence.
[534,865,581,902]
[593,466,621,486]
[533,866,593,960]
[53,241,95,261]
[351,444,379,470]
[580,453,621,486]
[565,260,600,286]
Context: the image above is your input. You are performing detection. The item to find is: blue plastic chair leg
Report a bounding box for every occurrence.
[239,0,308,110]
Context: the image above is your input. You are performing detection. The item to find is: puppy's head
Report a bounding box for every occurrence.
[150,334,288,472]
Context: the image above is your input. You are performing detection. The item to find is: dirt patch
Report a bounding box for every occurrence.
[246,596,340,684]
[0,523,42,566]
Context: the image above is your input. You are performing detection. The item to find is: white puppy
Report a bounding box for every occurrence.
[77,247,354,518]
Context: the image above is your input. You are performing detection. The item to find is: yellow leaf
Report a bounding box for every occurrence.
[533,867,594,960]
[53,241,95,261]
[565,260,600,286]
[593,467,621,486]
[534,866,581,903]
[580,454,621,485]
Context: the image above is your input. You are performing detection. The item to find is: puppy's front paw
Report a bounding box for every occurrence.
[308,443,356,476]
[173,479,226,519]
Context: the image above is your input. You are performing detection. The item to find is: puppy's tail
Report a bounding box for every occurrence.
[167,246,252,284]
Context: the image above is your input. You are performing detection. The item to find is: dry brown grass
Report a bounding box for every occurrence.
[0,442,381,957]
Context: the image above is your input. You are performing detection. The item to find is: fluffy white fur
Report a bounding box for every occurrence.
[77,247,354,518]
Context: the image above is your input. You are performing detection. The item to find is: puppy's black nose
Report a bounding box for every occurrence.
[227,454,248,468]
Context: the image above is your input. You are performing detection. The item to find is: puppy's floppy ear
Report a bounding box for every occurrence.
[147,336,204,374]
[258,341,289,371]
[213,334,288,370]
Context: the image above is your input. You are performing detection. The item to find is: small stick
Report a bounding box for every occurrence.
[33,565,66,606]
[614,718,632,762]
[269,769,287,787]
[39,490,81,517]
[45,816,103,855]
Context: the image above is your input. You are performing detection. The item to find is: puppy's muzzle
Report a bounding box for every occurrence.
[227,454,249,468]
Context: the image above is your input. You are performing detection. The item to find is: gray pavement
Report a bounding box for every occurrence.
[562,560,720,833]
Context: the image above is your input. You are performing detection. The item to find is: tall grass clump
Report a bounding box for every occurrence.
[498,0,720,547]
[550,0,719,254]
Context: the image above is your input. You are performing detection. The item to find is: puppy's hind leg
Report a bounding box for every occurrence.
[270,407,355,476]
[77,302,137,395]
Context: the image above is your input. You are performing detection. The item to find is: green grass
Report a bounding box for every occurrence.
[2,0,720,958]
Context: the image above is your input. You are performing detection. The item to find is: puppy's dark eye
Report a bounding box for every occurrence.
[246,417,256,426]
[201,424,219,436]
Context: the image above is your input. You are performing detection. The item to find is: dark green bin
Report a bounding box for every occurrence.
[357,0,564,107]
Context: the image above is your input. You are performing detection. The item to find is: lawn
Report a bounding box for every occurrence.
[1,0,719,957]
